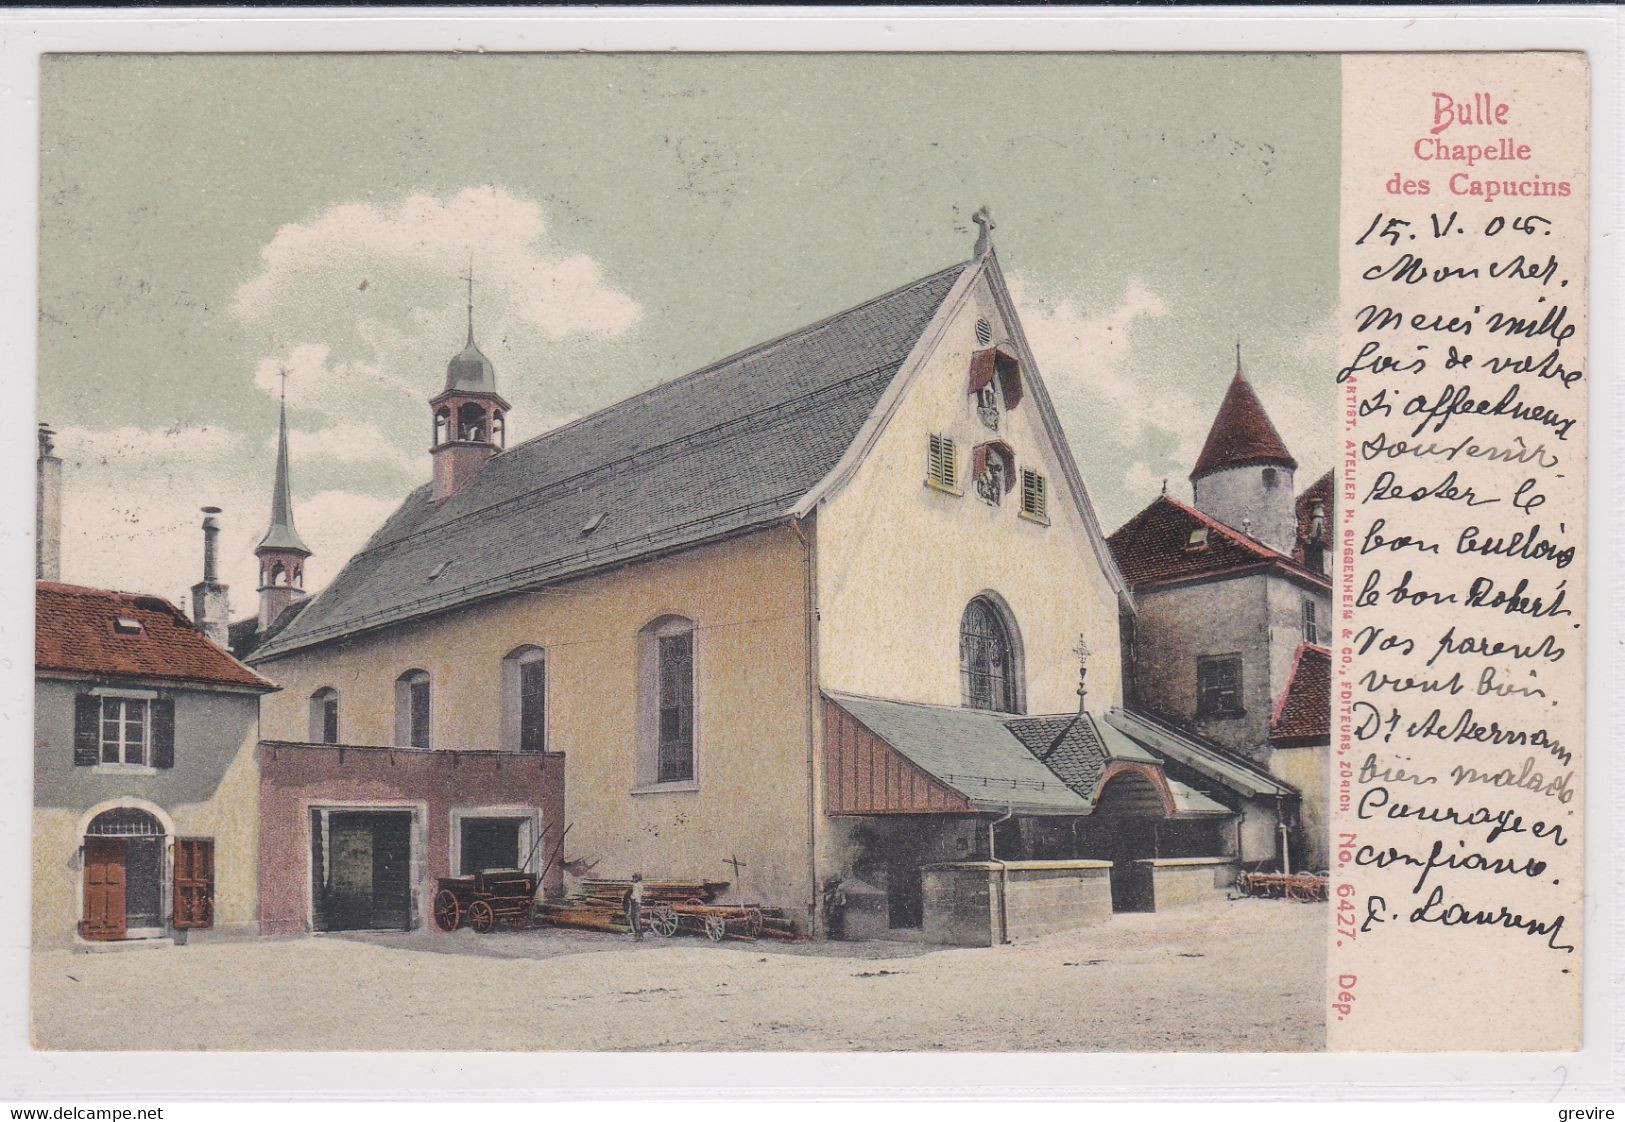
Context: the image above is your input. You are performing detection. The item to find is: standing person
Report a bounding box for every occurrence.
[628,873,644,942]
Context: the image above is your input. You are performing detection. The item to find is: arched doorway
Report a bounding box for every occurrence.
[82,807,166,940]
[1092,770,1170,914]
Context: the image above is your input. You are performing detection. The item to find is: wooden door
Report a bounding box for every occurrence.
[82,837,127,941]
[173,837,215,929]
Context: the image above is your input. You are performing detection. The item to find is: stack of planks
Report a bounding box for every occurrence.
[533,878,801,940]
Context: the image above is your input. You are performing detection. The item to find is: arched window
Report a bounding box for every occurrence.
[309,687,339,744]
[394,670,432,749]
[960,596,1022,713]
[502,646,547,754]
[638,616,696,787]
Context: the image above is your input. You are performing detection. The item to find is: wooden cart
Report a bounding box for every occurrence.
[1236,871,1328,903]
[433,869,540,933]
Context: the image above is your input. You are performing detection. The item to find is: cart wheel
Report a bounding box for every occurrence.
[649,907,678,938]
[469,900,496,934]
[704,915,727,942]
[433,890,462,932]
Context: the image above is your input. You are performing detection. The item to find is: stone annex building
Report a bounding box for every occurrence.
[35,221,1331,947]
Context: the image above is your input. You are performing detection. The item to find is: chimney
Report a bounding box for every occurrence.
[36,424,61,581]
[190,506,232,648]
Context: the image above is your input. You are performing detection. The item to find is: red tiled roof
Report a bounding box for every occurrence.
[36,582,274,691]
[1293,469,1335,564]
[1191,371,1297,479]
[1107,495,1329,590]
[1271,643,1330,744]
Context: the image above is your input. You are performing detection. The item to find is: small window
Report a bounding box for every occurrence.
[113,618,143,635]
[1185,527,1210,552]
[427,561,453,582]
[309,688,340,744]
[581,512,606,535]
[1263,467,1279,489]
[1302,600,1319,645]
[974,317,993,346]
[99,697,149,765]
[926,434,960,493]
[395,670,432,749]
[1019,469,1049,523]
[1197,655,1244,718]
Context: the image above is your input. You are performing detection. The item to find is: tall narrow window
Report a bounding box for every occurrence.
[960,597,1021,713]
[395,670,432,748]
[1197,655,1244,718]
[309,688,340,744]
[503,646,548,754]
[1302,600,1319,645]
[657,632,695,782]
[639,616,697,787]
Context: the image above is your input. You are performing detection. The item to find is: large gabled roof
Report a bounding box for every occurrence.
[36,582,275,691]
[250,261,970,661]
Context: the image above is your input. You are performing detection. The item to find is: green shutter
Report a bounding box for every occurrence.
[150,698,175,768]
[73,695,100,767]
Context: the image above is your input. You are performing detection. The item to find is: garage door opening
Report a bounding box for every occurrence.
[311,809,414,932]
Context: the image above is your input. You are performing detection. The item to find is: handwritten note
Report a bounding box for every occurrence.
[1331,55,1587,1050]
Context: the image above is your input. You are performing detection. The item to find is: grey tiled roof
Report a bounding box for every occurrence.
[250,262,969,661]
[826,693,1091,814]
[1005,712,1158,797]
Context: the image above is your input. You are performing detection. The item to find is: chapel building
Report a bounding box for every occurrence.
[242,221,1307,943]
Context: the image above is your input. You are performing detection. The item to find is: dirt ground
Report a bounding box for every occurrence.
[32,897,1326,1052]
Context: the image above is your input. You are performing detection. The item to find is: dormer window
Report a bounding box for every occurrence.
[427,560,453,582]
[1185,528,1211,552]
[113,618,143,636]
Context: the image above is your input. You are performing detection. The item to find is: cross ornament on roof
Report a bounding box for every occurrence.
[972,206,995,257]
[1072,634,1092,712]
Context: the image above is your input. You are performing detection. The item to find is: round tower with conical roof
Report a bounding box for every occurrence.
[1189,344,1298,554]
[256,386,313,630]
[430,267,509,502]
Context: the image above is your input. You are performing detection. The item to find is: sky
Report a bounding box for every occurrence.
[38,53,1339,611]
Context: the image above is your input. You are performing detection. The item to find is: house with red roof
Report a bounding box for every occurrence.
[33,427,278,946]
[1108,351,1333,872]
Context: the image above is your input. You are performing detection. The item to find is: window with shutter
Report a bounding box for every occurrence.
[925,434,959,493]
[73,694,100,766]
[149,698,174,768]
[1019,469,1049,523]
[1302,600,1319,645]
[309,688,340,744]
[172,837,214,929]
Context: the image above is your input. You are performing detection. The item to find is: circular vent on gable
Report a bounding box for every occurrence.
[974,318,993,346]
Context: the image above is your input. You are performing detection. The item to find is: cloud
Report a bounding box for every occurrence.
[52,423,396,614]
[279,422,423,475]
[233,187,641,407]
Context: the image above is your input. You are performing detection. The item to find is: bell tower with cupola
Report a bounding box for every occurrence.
[430,267,509,502]
[1189,343,1299,555]
[256,378,313,630]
